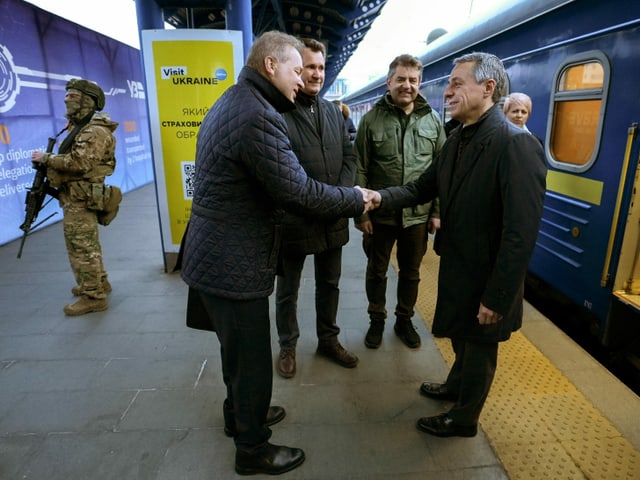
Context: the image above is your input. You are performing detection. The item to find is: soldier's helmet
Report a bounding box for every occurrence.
[65,78,105,111]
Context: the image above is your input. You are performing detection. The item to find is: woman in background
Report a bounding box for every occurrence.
[503,92,543,144]
[333,100,357,143]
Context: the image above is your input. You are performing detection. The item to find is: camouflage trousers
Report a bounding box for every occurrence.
[61,198,108,299]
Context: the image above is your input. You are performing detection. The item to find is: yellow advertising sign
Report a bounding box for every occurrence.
[141,30,243,266]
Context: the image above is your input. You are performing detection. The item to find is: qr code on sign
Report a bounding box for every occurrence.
[181,161,195,199]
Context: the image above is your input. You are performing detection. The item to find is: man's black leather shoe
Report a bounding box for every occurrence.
[364,320,384,349]
[235,442,305,475]
[419,382,458,401]
[394,320,421,348]
[224,406,286,437]
[416,413,477,437]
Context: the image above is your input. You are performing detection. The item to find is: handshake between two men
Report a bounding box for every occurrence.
[354,186,381,214]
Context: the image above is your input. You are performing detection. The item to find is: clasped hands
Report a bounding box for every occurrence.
[354,186,381,214]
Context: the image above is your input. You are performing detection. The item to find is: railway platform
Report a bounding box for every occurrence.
[1,183,639,479]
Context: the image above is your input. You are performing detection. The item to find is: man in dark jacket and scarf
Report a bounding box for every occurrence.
[275,38,359,379]
[366,52,546,438]
[180,31,369,476]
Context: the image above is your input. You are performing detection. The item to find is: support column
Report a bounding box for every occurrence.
[226,0,253,60]
[134,0,171,270]
[135,0,164,34]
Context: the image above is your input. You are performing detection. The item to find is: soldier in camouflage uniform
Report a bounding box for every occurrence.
[32,78,121,316]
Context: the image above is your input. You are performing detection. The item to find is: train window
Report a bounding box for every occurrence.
[558,63,604,91]
[547,51,610,173]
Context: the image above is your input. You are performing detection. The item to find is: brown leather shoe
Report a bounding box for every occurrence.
[276,348,296,378]
[235,442,305,475]
[63,296,108,316]
[316,343,359,368]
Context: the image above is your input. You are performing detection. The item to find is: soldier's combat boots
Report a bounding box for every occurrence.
[63,296,108,316]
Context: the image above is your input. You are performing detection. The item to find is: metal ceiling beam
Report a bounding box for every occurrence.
[142,0,390,91]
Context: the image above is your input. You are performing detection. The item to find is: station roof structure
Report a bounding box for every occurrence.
[152,0,390,91]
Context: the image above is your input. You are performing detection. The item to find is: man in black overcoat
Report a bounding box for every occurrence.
[367,52,547,437]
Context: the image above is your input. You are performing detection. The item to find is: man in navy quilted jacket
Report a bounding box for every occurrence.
[181,31,369,476]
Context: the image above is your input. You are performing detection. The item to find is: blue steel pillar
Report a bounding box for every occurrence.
[133,0,167,269]
[226,0,253,60]
[135,0,164,39]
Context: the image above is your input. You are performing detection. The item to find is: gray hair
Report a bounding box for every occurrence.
[504,92,532,114]
[246,31,305,73]
[453,52,507,103]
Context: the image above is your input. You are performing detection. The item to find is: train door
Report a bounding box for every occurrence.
[606,123,640,346]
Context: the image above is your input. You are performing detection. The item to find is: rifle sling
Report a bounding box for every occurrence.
[58,112,93,154]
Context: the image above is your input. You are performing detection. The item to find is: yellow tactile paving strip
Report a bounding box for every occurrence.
[411,248,640,479]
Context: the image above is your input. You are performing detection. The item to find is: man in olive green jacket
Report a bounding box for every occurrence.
[354,54,445,349]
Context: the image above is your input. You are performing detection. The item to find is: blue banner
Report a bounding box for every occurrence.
[0,0,154,246]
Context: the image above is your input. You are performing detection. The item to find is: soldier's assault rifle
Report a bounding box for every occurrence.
[17,136,60,258]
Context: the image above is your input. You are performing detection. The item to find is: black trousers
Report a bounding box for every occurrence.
[198,291,273,452]
[364,222,429,322]
[445,338,498,426]
[275,246,342,349]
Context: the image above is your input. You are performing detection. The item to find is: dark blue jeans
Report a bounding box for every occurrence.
[364,222,429,322]
[198,292,273,452]
[275,246,342,349]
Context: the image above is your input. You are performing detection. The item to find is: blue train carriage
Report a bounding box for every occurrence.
[492,0,640,348]
[343,0,640,349]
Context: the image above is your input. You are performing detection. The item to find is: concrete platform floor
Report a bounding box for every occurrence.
[2,183,638,479]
